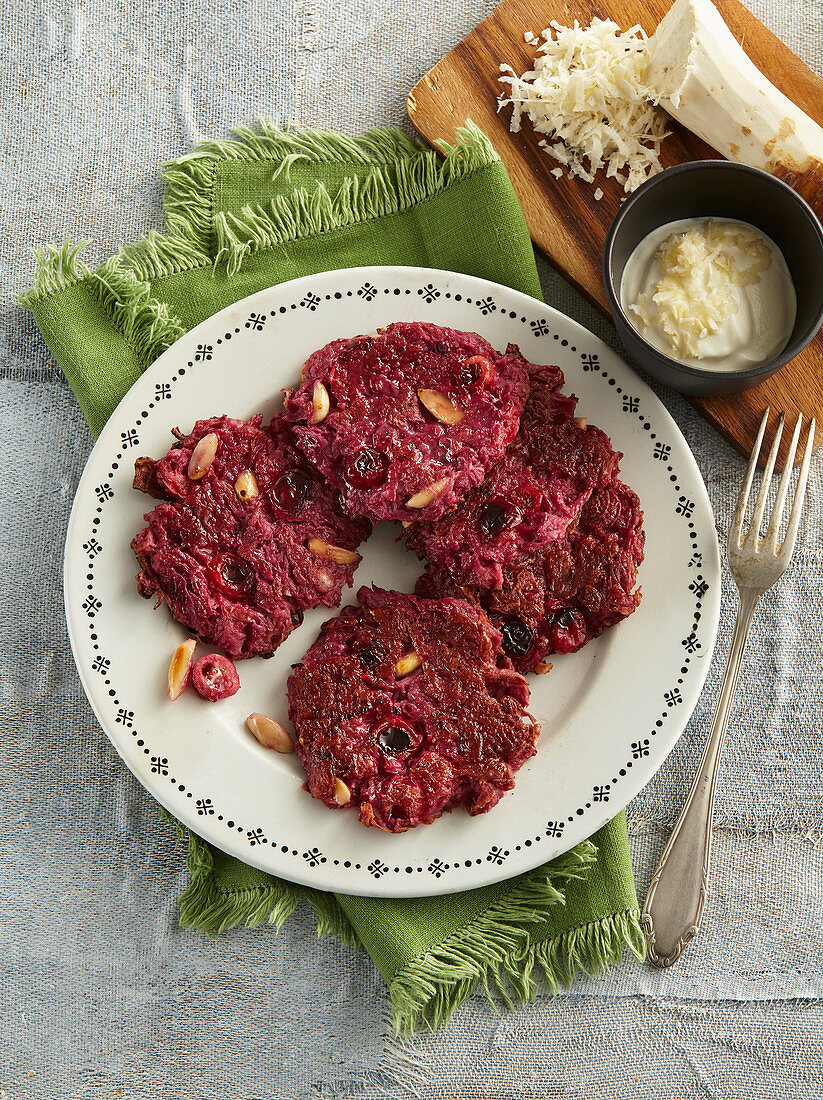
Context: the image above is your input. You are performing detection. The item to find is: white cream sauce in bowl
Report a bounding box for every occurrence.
[620,217,796,372]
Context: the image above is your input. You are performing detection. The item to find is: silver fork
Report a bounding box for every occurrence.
[642,408,816,968]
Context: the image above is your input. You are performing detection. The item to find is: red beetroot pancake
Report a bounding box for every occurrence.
[287,587,540,832]
[417,479,645,673]
[131,415,370,659]
[404,364,620,588]
[283,321,529,523]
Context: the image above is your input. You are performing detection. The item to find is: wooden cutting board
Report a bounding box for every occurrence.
[407,0,823,464]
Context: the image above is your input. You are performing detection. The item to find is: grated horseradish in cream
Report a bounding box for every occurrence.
[620,217,796,371]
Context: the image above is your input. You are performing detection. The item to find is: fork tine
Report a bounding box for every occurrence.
[747,411,785,543]
[730,409,769,549]
[766,414,803,547]
[780,418,816,559]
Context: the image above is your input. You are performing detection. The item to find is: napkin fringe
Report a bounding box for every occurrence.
[389,904,644,1036]
[178,826,303,934]
[163,122,426,241]
[18,124,441,304]
[390,891,644,1035]
[20,124,499,364]
[89,254,188,367]
[162,121,498,276]
[302,888,359,947]
[19,232,209,365]
[531,908,646,992]
[113,229,211,282]
[18,239,91,307]
[388,840,599,1035]
[171,120,425,171]
[176,826,359,945]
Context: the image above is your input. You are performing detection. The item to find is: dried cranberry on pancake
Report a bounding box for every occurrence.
[417,479,644,672]
[283,322,529,523]
[287,587,540,832]
[131,415,370,659]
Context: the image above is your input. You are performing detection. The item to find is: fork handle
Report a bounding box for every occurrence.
[642,587,759,967]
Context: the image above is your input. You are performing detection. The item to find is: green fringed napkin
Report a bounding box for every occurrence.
[22,122,644,1033]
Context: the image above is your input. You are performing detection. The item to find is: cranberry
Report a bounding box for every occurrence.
[208,552,253,598]
[459,354,494,390]
[373,717,415,753]
[191,654,240,701]
[273,468,312,511]
[480,500,516,538]
[514,483,544,516]
[343,448,388,489]
[549,609,588,653]
[501,618,533,657]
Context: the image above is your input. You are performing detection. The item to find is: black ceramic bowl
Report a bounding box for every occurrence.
[602,161,823,396]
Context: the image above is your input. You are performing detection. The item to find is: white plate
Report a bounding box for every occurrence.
[65,266,720,897]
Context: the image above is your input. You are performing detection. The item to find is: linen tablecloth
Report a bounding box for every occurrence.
[2,0,822,1096]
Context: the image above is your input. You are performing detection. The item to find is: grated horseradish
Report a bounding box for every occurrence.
[620,218,796,371]
[498,19,669,196]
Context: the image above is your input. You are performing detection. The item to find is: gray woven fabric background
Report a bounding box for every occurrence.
[2,0,822,1097]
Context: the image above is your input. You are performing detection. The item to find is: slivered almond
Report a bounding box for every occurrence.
[417,388,464,425]
[168,639,197,700]
[574,417,587,429]
[188,433,219,480]
[535,660,554,675]
[235,469,259,501]
[405,477,450,509]
[333,778,351,806]
[307,538,362,565]
[310,381,330,424]
[395,651,421,677]
[246,712,293,753]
